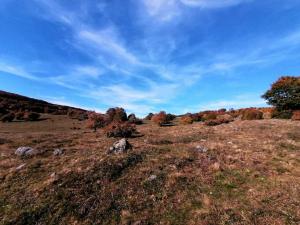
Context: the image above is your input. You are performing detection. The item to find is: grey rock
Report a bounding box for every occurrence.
[53,148,64,156]
[195,145,208,153]
[15,147,37,157]
[16,163,26,171]
[148,175,157,181]
[108,138,131,154]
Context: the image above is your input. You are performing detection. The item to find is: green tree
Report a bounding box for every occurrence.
[262,76,300,110]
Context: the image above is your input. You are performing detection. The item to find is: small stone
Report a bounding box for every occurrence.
[148,175,157,181]
[15,147,37,157]
[195,145,208,153]
[53,148,64,156]
[211,162,220,171]
[16,163,26,171]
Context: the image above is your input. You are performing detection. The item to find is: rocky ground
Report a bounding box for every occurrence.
[0,115,299,225]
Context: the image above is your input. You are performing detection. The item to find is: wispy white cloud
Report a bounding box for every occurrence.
[0,61,39,80]
[142,0,252,22]
[180,0,251,8]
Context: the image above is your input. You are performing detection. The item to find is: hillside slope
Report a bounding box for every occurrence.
[0,115,299,224]
[0,90,86,115]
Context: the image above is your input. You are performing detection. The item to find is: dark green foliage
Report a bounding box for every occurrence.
[271,109,293,119]
[262,76,300,111]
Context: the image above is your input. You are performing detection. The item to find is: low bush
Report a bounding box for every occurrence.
[1,113,15,122]
[202,112,217,121]
[292,110,300,121]
[68,110,88,121]
[24,112,41,121]
[106,107,127,123]
[241,109,263,120]
[15,111,25,120]
[180,115,194,125]
[151,111,170,126]
[104,122,136,138]
[166,113,176,121]
[204,118,232,126]
[86,113,108,131]
[271,109,293,119]
[128,113,143,125]
[144,113,154,120]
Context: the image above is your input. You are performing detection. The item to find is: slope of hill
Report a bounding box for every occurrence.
[0,90,86,115]
[0,115,299,224]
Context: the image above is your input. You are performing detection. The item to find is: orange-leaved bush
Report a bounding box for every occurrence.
[104,122,136,138]
[106,107,127,123]
[86,112,108,131]
[151,111,170,126]
[204,118,232,126]
[292,110,300,121]
[241,109,263,120]
[180,115,194,125]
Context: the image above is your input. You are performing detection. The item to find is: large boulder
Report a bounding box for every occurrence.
[108,138,132,154]
[15,147,38,157]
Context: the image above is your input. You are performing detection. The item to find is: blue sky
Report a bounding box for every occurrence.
[0,0,300,116]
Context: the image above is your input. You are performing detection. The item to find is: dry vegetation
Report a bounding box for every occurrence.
[0,114,299,225]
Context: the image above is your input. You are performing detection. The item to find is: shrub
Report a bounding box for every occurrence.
[1,113,15,122]
[204,118,231,126]
[166,113,176,121]
[202,112,217,121]
[68,110,88,121]
[86,113,108,131]
[241,109,263,120]
[180,115,194,125]
[271,109,293,119]
[217,114,234,121]
[292,110,300,121]
[144,113,154,120]
[128,113,143,125]
[106,107,127,123]
[15,112,25,120]
[262,76,300,111]
[151,111,170,126]
[24,112,41,121]
[104,122,136,138]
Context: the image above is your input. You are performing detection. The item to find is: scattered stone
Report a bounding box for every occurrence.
[16,163,26,171]
[15,147,37,157]
[53,148,64,156]
[148,175,157,181]
[211,162,221,171]
[108,138,132,154]
[195,145,208,153]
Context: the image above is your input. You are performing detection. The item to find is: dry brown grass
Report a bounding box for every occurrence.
[0,115,299,224]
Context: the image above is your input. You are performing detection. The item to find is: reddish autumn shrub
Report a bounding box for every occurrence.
[204,118,232,126]
[1,113,15,122]
[106,107,127,123]
[151,111,170,126]
[128,113,143,125]
[86,112,108,131]
[144,113,154,120]
[241,109,263,120]
[180,115,194,125]
[292,110,300,121]
[24,112,41,121]
[68,110,88,121]
[104,122,136,138]
[15,111,25,120]
[202,112,217,121]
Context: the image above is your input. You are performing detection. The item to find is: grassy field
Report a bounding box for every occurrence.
[0,115,299,224]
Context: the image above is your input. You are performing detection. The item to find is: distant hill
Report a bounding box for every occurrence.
[0,90,86,115]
